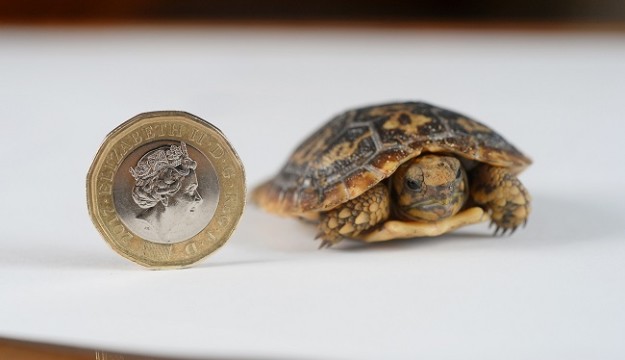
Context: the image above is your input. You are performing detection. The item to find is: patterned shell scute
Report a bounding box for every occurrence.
[261,102,531,214]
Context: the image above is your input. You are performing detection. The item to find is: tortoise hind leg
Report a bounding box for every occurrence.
[317,183,390,248]
[470,164,531,235]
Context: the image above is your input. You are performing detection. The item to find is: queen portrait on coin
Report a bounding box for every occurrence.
[129,142,204,242]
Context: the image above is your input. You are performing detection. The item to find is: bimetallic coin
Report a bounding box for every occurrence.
[87,111,245,268]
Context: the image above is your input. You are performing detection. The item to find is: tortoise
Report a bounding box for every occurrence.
[253,102,531,248]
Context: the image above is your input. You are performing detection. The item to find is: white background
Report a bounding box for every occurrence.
[1,26,624,359]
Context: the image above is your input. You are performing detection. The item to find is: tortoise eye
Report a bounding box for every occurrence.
[456,168,463,179]
[406,179,422,191]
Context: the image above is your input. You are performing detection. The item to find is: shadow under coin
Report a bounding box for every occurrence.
[0,240,133,270]
[235,207,320,253]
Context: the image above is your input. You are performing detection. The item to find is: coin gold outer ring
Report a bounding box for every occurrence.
[87,111,246,269]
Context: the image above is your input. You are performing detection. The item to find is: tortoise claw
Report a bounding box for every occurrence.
[493,224,518,236]
[315,232,338,249]
[318,240,333,250]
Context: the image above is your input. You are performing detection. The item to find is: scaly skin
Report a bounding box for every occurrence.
[317,183,390,248]
[316,159,530,247]
[470,164,531,234]
[317,155,470,247]
[392,155,468,222]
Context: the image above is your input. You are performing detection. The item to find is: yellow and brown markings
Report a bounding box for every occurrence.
[297,186,322,212]
[343,167,384,199]
[317,183,391,247]
[254,101,531,218]
[369,106,432,135]
[319,180,349,211]
[456,117,493,133]
[475,146,530,172]
[289,111,353,166]
[357,207,490,242]
[470,164,531,233]
[289,126,333,166]
[254,179,310,216]
[314,127,372,168]
[369,148,414,175]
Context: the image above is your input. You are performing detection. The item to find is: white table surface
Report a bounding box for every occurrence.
[1,26,624,359]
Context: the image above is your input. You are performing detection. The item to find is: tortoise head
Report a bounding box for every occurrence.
[392,154,468,221]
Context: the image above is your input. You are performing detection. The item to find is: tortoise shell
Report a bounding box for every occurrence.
[254,102,531,216]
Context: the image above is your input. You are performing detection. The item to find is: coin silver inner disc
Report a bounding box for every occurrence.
[113,140,219,244]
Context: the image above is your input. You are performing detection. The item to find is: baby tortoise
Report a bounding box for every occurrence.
[253,102,531,248]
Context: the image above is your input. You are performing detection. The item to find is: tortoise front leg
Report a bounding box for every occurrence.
[470,164,531,235]
[317,183,390,248]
